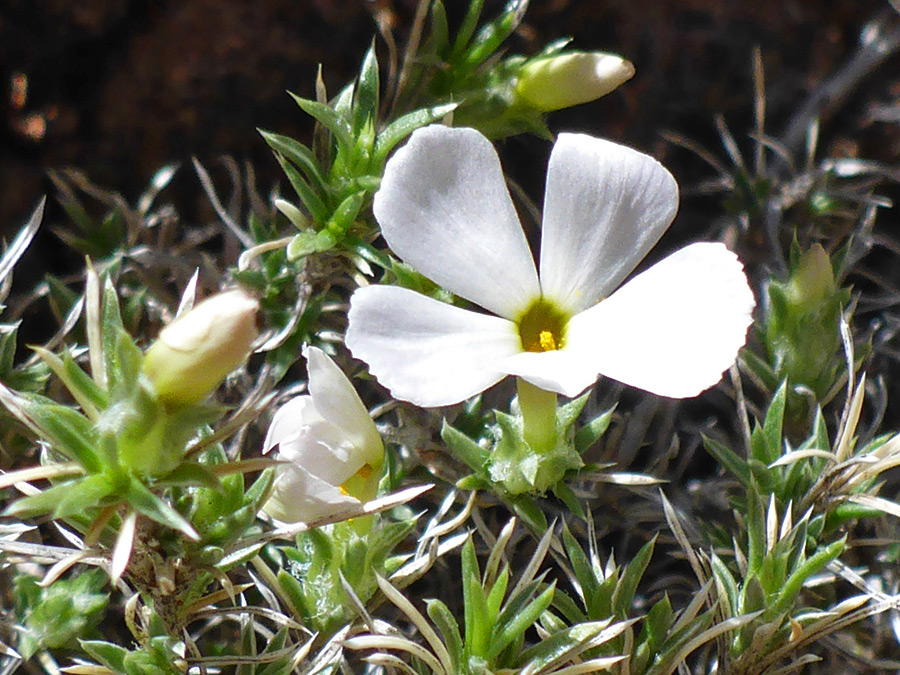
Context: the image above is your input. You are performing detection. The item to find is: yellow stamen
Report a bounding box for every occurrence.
[539,330,557,351]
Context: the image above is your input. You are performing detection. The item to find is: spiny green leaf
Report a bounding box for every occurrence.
[704,434,751,486]
[450,0,486,61]
[574,406,615,454]
[486,565,510,621]
[0,321,21,375]
[427,599,463,673]
[489,582,555,660]
[509,494,548,532]
[276,569,309,624]
[613,535,656,618]
[63,352,110,411]
[517,620,612,672]
[125,478,199,540]
[562,524,602,617]
[274,153,329,225]
[374,102,459,168]
[5,479,92,518]
[552,481,585,519]
[19,394,102,472]
[259,130,327,191]
[289,93,354,150]
[462,536,490,658]
[746,485,766,576]
[643,594,675,655]
[53,472,118,519]
[762,382,787,463]
[326,191,365,234]
[772,537,846,616]
[107,327,143,399]
[710,553,739,618]
[441,420,488,474]
[463,0,526,69]
[80,640,129,673]
[740,575,766,616]
[430,0,450,56]
[353,42,380,133]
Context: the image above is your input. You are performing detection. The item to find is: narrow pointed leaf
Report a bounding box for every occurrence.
[259,130,327,190]
[450,0,485,61]
[574,406,615,454]
[427,599,463,673]
[489,582,555,659]
[353,43,380,133]
[374,103,459,167]
[704,434,751,485]
[125,479,199,540]
[273,153,329,225]
[289,94,353,149]
[613,535,656,617]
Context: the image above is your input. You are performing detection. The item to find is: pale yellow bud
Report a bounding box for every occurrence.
[785,244,835,308]
[516,51,635,112]
[143,289,259,407]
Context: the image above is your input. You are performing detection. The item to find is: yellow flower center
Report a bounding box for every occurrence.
[517,299,568,353]
[340,463,375,496]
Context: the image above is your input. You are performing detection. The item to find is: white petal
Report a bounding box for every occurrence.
[276,419,360,485]
[262,463,360,524]
[563,242,755,398]
[262,396,322,454]
[373,125,540,319]
[539,135,679,313]
[500,348,603,398]
[346,285,522,407]
[305,346,383,465]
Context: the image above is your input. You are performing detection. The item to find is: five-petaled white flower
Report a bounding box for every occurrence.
[346,125,755,407]
[261,346,383,524]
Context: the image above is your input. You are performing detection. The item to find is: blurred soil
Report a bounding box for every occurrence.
[0,0,897,238]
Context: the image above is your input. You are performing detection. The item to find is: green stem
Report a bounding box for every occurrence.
[516,377,558,454]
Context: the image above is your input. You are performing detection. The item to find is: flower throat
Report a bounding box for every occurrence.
[518,299,568,352]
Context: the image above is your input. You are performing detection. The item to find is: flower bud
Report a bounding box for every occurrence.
[142,289,259,407]
[516,51,635,112]
[784,243,835,307]
[765,244,848,399]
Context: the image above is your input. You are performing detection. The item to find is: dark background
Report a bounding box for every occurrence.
[1,0,897,236]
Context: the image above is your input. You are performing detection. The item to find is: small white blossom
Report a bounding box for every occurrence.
[261,346,383,524]
[346,125,755,407]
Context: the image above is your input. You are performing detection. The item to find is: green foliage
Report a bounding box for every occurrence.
[444,392,612,498]
[79,602,187,675]
[258,44,457,259]
[274,513,417,637]
[13,569,109,660]
[740,243,855,427]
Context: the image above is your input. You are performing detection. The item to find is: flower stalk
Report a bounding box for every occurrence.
[516,377,557,455]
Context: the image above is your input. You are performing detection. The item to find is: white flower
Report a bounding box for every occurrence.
[346,125,755,407]
[261,346,383,524]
